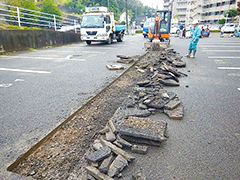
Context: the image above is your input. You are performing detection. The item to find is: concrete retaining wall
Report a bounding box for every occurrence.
[0,29,81,53]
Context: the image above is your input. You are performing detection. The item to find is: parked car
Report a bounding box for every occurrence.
[57,24,81,34]
[221,23,235,33]
[170,25,180,34]
[210,25,220,31]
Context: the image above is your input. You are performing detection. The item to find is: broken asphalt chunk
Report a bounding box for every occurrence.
[85,146,111,163]
[164,98,181,110]
[85,166,114,180]
[117,59,134,64]
[116,134,132,148]
[106,65,124,70]
[108,155,128,177]
[159,79,180,86]
[131,145,148,154]
[99,154,114,174]
[100,139,135,162]
[164,103,184,120]
[117,116,168,142]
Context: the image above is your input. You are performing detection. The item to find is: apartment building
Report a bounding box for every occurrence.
[202,0,238,24]
[167,0,239,25]
[163,0,171,10]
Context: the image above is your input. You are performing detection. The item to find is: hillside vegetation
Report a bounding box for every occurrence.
[3,0,151,22]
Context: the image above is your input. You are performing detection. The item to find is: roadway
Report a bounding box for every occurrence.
[0,34,145,178]
[122,33,240,179]
[1,33,240,179]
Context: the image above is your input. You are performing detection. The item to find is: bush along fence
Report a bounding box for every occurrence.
[0,3,80,33]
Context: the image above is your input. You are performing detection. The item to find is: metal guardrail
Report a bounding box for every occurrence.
[0,3,80,33]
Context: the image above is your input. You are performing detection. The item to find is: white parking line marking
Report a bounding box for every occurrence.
[218,67,240,70]
[0,55,86,62]
[15,79,25,82]
[200,46,240,48]
[0,68,51,74]
[0,55,62,60]
[0,83,13,88]
[238,88,240,91]
[209,56,240,59]
[199,43,240,45]
[203,50,240,52]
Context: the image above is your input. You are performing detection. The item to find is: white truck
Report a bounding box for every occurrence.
[80,7,126,45]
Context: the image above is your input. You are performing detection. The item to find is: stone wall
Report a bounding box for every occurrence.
[0,29,81,53]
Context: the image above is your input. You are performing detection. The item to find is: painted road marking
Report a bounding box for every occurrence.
[238,88,240,91]
[209,56,240,59]
[199,43,240,45]
[228,73,240,77]
[218,67,240,70]
[0,83,13,88]
[65,55,86,61]
[15,79,25,82]
[0,55,63,60]
[0,68,51,74]
[0,55,86,62]
[200,46,240,48]
[203,50,240,52]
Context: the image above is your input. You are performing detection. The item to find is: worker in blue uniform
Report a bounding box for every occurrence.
[186,19,201,58]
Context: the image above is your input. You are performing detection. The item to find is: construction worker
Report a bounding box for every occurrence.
[186,19,201,58]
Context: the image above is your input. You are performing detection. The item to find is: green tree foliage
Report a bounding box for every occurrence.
[41,0,61,17]
[63,0,85,14]
[219,18,225,25]
[224,8,238,18]
[5,0,39,25]
[61,0,149,22]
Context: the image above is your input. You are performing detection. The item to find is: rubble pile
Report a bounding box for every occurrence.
[85,49,186,179]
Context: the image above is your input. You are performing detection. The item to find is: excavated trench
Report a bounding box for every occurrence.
[8,49,186,179]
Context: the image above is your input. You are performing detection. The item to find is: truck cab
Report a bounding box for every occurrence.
[81,7,125,45]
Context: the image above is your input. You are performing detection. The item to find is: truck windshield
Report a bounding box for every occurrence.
[81,15,104,28]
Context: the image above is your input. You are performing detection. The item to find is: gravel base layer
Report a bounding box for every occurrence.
[12,51,162,180]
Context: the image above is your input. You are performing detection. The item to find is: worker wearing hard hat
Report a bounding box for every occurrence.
[186,19,201,58]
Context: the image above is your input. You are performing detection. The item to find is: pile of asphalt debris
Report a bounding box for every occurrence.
[85,48,187,180]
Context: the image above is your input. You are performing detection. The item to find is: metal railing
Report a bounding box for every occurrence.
[0,3,80,33]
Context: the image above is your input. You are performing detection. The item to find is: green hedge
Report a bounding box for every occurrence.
[210,30,221,32]
[135,30,143,34]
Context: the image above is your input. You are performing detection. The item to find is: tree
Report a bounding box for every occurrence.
[41,0,61,17]
[5,0,39,26]
[237,2,240,15]
[224,8,238,22]
[219,18,225,25]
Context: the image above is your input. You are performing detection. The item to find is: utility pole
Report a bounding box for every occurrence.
[126,0,128,34]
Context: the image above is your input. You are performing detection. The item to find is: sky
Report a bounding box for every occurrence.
[140,0,164,9]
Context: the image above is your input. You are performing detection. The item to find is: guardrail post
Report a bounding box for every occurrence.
[74,20,77,33]
[17,6,21,27]
[53,14,57,31]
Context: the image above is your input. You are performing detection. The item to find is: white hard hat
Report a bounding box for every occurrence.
[191,19,199,24]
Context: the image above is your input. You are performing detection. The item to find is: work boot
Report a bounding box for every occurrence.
[185,50,192,58]
[191,51,196,58]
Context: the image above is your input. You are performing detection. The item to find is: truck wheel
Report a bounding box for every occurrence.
[107,36,112,44]
[86,40,91,45]
[117,34,123,42]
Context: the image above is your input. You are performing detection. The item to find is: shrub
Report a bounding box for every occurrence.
[135,29,143,34]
